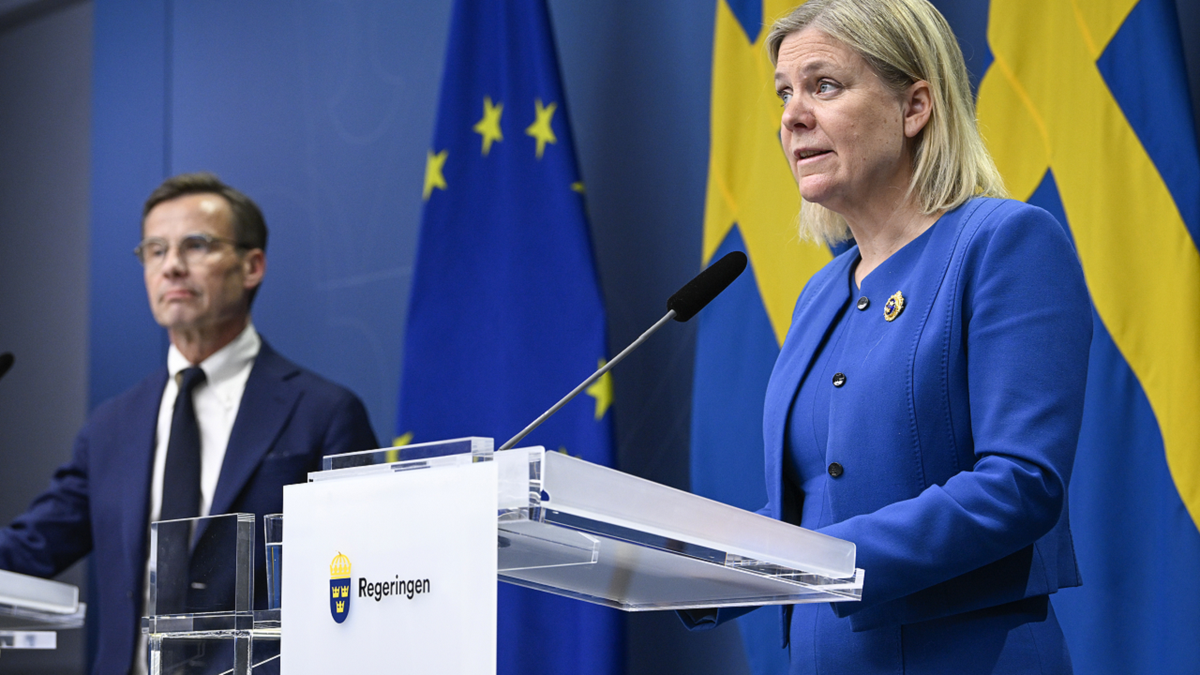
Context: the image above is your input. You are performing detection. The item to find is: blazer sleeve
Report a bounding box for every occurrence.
[0,426,95,578]
[321,389,380,457]
[819,204,1092,628]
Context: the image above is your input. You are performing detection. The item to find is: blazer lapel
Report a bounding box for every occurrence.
[762,256,854,520]
[207,342,301,520]
[118,370,168,600]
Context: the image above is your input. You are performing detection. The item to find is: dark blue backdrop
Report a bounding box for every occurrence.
[86,2,1200,674]
[88,1,716,492]
[88,1,736,672]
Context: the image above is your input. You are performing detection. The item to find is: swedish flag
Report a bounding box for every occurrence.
[696,0,1199,673]
[396,0,621,673]
[980,1,1200,672]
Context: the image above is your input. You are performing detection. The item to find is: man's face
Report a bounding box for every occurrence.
[141,193,263,337]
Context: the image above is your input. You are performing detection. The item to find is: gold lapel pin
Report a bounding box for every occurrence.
[884,291,905,322]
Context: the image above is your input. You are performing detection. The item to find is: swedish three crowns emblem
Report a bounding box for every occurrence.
[330,552,352,623]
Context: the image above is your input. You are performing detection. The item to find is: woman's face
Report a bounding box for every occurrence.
[774,28,925,219]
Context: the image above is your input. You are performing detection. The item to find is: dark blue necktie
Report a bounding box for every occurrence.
[160,366,206,521]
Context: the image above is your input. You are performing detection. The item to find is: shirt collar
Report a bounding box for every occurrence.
[167,322,261,393]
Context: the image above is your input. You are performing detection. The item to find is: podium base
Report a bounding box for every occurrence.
[145,610,281,675]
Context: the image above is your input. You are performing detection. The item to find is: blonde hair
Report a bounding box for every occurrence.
[767,0,1005,246]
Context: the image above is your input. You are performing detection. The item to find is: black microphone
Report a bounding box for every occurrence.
[498,251,748,451]
[667,251,748,321]
[0,353,12,383]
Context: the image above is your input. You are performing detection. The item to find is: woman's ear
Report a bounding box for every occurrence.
[903,80,933,138]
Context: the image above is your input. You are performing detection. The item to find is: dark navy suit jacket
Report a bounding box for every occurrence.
[0,340,378,674]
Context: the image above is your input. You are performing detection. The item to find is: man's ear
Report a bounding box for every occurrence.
[242,249,266,291]
[903,80,933,139]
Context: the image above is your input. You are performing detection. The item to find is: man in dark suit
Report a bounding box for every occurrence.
[0,173,379,674]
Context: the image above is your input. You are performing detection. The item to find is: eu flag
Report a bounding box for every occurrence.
[397,0,622,674]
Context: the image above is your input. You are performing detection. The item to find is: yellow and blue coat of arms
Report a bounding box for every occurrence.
[330,552,352,623]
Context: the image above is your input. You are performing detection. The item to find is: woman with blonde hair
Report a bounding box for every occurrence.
[684,1,1091,672]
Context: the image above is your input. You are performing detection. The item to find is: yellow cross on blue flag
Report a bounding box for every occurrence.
[979,0,1200,672]
[695,0,1200,673]
[397,0,622,674]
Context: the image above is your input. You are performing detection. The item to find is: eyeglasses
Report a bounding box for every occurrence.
[134,233,248,269]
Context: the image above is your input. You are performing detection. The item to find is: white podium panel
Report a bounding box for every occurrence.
[282,452,497,675]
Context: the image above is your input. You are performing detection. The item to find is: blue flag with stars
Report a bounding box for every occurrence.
[397,0,622,674]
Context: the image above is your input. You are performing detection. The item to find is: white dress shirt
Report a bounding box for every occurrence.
[149,322,261,522]
[136,322,261,675]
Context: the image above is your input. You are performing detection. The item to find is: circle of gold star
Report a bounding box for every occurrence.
[525,98,558,159]
[422,149,448,200]
[473,96,503,156]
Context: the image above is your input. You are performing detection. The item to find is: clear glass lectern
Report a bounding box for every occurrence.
[0,568,84,657]
[143,513,280,674]
[317,438,863,611]
[152,438,863,675]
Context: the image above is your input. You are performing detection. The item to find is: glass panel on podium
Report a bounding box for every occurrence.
[0,568,84,654]
[312,439,864,612]
[144,513,280,675]
[492,447,863,610]
[317,436,494,476]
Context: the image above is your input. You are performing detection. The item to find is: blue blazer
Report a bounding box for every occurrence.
[763,198,1092,639]
[0,341,378,674]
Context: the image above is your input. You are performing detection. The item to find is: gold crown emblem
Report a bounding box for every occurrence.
[330,552,352,579]
[884,291,906,322]
[336,600,345,613]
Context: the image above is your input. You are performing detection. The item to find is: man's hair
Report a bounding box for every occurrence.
[143,172,268,253]
[767,0,1005,246]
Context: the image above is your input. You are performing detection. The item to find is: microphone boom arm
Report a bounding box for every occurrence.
[497,309,677,451]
